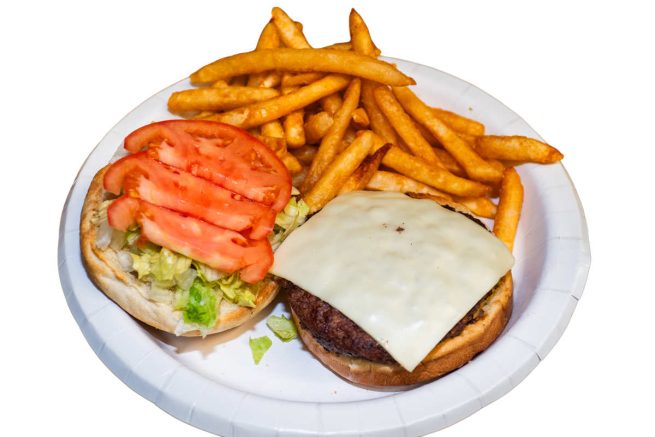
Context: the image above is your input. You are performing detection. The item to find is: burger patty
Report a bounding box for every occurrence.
[284,280,493,364]
[283,203,494,365]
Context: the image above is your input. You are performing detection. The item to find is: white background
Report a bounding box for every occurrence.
[2,0,653,435]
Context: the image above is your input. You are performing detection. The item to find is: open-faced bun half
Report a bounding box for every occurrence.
[80,166,279,336]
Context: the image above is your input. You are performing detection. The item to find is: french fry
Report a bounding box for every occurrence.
[457,131,479,145]
[281,86,306,148]
[373,87,444,167]
[283,112,306,147]
[366,170,449,197]
[351,107,370,129]
[432,107,485,136]
[322,41,351,51]
[248,21,282,88]
[282,72,324,87]
[493,168,524,251]
[290,145,317,164]
[304,131,374,212]
[322,41,382,57]
[304,111,334,144]
[457,197,497,219]
[413,119,439,146]
[365,171,495,218]
[349,9,377,57]
[256,134,303,174]
[190,48,415,86]
[211,79,229,88]
[271,9,347,120]
[370,135,492,197]
[202,74,351,129]
[302,78,361,192]
[321,93,343,115]
[361,80,398,145]
[475,136,564,164]
[229,76,247,86]
[168,87,280,113]
[432,147,466,176]
[261,120,285,138]
[343,126,357,146]
[339,144,390,194]
[393,87,503,183]
[272,7,311,49]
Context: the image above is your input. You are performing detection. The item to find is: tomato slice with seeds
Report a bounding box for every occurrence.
[103,153,275,240]
[124,120,291,212]
[107,196,273,283]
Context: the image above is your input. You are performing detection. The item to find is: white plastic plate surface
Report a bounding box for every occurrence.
[58,58,590,436]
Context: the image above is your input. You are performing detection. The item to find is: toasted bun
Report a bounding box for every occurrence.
[289,194,514,387]
[80,166,279,336]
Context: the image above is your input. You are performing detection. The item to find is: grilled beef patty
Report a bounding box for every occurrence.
[283,204,494,365]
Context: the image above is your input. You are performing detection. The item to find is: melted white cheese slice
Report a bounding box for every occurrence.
[271,191,514,371]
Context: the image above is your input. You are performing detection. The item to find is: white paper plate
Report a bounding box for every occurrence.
[58,59,590,436]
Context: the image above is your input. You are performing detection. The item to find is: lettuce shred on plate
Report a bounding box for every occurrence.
[249,336,273,365]
[266,315,298,342]
[94,195,308,334]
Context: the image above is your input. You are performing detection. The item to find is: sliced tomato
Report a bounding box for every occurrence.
[103,153,275,239]
[123,120,291,212]
[107,196,273,283]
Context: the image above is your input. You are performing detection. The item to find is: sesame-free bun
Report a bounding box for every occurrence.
[80,167,278,336]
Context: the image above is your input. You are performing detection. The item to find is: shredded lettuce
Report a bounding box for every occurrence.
[194,262,225,283]
[266,315,297,342]
[216,273,257,308]
[183,278,219,327]
[249,336,272,364]
[96,199,263,329]
[269,196,310,249]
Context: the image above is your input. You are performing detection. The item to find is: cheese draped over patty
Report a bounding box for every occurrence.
[271,191,514,371]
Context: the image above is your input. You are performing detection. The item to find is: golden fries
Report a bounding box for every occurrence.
[261,120,285,138]
[432,147,466,176]
[172,7,562,231]
[360,81,398,145]
[248,21,282,88]
[291,145,317,164]
[339,144,390,194]
[475,136,564,164]
[302,78,361,192]
[349,8,377,57]
[457,197,497,219]
[281,86,306,148]
[322,41,382,57]
[190,49,415,86]
[321,93,343,115]
[202,74,350,128]
[493,168,524,251]
[304,111,333,144]
[374,86,444,167]
[366,170,447,197]
[168,87,280,113]
[432,107,485,136]
[272,7,311,49]
[256,134,303,174]
[392,87,503,183]
[366,171,496,218]
[281,72,324,87]
[304,131,374,212]
[372,139,492,197]
[351,107,370,129]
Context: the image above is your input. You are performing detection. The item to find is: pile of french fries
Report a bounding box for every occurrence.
[168,7,564,251]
